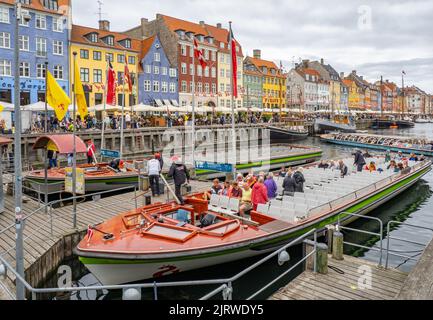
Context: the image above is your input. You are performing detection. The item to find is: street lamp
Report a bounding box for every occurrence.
[13,0,31,300]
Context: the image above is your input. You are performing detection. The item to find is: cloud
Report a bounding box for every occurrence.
[72,0,433,92]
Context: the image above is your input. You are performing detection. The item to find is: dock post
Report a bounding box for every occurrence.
[306,242,328,274]
[326,225,335,254]
[332,231,344,260]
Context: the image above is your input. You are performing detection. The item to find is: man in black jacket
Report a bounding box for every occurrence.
[282,170,298,196]
[353,150,366,172]
[293,168,305,193]
[168,158,190,205]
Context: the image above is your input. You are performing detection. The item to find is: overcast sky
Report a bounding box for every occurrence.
[72,0,433,92]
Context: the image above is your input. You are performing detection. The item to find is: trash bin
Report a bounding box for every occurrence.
[139,175,149,191]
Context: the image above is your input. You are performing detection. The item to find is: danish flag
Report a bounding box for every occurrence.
[193,38,207,69]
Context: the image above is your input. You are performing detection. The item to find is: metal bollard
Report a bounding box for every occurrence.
[332,231,344,260]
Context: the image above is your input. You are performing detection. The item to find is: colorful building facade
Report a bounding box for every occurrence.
[0,0,69,105]
[70,22,140,108]
[243,67,263,109]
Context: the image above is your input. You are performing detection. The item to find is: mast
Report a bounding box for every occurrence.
[229,21,236,173]
[191,35,196,168]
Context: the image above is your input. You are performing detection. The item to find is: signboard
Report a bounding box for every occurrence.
[101,149,120,158]
[195,161,234,173]
[65,167,85,195]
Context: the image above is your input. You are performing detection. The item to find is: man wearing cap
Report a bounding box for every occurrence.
[168,157,190,205]
[147,154,161,197]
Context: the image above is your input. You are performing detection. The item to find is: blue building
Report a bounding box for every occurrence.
[0,0,69,105]
[138,35,178,107]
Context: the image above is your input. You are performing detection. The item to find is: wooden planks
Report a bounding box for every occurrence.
[270,255,408,300]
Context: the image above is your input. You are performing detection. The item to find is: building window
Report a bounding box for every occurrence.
[19,35,29,51]
[197,82,203,93]
[212,83,216,94]
[220,42,225,49]
[145,65,151,74]
[144,80,151,92]
[190,81,194,93]
[161,67,167,75]
[117,72,124,85]
[189,64,194,76]
[0,32,10,48]
[204,49,209,60]
[53,17,63,32]
[124,39,131,49]
[35,14,46,29]
[43,0,59,10]
[211,51,216,61]
[93,69,102,83]
[90,33,98,43]
[220,69,225,78]
[19,9,30,26]
[106,36,114,46]
[153,80,159,92]
[205,83,209,94]
[169,82,176,93]
[181,63,187,75]
[0,7,10,24]
[53,65,63,79]
[128,56,135,65]
[0,59,11,76]
[211,67,216,78]
[204,66,209,77]
[80,49,89,59]
[220,83,224,93]
[80,68,89,82]
[53,40,63,55]
[19,62,30,77]
[36,63,46,78]
[181,80,187,92]
[197,65,202,77]
[93,51,101,61]
[154,52,160,62]
[106,53,113,62]
[161,81,168,93]
[169,68,176,77]
[154,65,159,75]
[35,37,47,57]
[118,54,125,64]
[181,44,186,56]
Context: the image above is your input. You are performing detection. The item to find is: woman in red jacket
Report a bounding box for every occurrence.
[251,177,268,211]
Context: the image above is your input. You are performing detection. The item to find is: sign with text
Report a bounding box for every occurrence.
[195,161,233,173]
[65,167,85,195]
[101,149,120,158]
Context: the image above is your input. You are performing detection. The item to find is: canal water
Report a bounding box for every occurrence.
[45,124,433,300]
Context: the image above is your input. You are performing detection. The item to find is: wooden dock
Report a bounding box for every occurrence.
[0,178,209,300]
[270,255,408,300]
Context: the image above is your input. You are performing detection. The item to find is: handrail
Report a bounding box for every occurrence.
[0,227,318,300]
[385,221,433,269]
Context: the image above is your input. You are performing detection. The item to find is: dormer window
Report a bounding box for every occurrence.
[175,29,185,37]
[89,33,98,43]
[105,36,114,46]
[220,42,225,49]
[42,0,58,11]
[124,39,131,49]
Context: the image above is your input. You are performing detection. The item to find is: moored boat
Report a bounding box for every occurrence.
[75,156,431,285]
[321,133,433,157]
[268,125,309,142]
[314,118,357,133]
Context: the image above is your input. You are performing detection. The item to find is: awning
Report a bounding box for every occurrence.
[22,101,47,112]
[33,134,87,154]
[163,99,172,106]
[171,100,179,107]
[0,102,15,112]
[0,137,12,145]
[155,99,164,107]
[133,104,158,112]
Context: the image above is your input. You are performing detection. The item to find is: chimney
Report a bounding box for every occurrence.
[340,72,344,79]
[98,20,110,31]
[320,58,324,65]
[216,23,222,29]
[253,49,261,59]
[352,70,356,75]
[199,20,205,27]
[302,59,309,68]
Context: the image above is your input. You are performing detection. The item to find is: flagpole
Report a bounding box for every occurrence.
[44,61,48,214]
[191,36,196,169]
[100,57,108,161]
[120,51,126,159]
[72,52,77,229]
[229,21,236,174]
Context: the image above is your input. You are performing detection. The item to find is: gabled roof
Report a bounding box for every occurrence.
[322,64,341,80]
[140,35,156,61]
[160,14,209,36]
[246,56,285,78]
[71,25,141,53]
[204,24,243,57]
[0,0,70,14]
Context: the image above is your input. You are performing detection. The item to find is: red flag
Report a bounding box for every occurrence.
[193,38,207,69]
[124,64,133,92]
[106,61,117,105]
[228,25,238,98]
[86,225,94,243]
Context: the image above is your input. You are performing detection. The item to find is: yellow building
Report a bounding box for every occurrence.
[70,21,140,108]
[343,79,360,110]
[245,50,286,109]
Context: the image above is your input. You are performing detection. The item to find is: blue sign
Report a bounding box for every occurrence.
[195,161,234,173]
[101,149,120,158]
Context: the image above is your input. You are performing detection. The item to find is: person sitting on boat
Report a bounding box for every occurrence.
[204,179,223,200]
[318,160,329,169]
[366,161,377,172]
[328,160,337,170]
[264,173,278,199]
[229,182,243,198]
[220,181,232,196]
[387,160,397,172]
[252,177,268,211]
[168,157,190,205]
[338,160,348,178]
[109,158,124,172]
[409,153,419,162]
[385,150,391,163]
[235,173,245,188]
[353,150,366,172]
[282,169,298,196]
[395,151,404,162]
[239,184,253,217]
[396,163,404,173]
[363,150,372,158]
[293,168,306,193]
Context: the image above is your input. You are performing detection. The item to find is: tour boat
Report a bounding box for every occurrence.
[75,157,431,285]
[314,117,357,133]
[268,125,309,142]
[25,161,141,194]
[321,133,433,157]
[415,118,429,124]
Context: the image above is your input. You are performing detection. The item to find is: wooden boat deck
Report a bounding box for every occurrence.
[270,255,408,300]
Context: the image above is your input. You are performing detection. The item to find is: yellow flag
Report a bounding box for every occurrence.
[46,71,71,121]
[74,63,88,119]
[0,104,3,112]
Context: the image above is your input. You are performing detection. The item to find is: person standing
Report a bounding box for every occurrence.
[86,139,96,164]
[282,169,297,196]
[147,154,161,197]
[338,160,348,178]
[168,157,190,205]
[293,168,306,193]
[353,150,366,172]
[251,177,268,211]
[155,152,164,171]
[264,173,278,199]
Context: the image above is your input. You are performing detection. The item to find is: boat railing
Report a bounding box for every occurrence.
[0,185,139,260]
[0,228,320,300]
